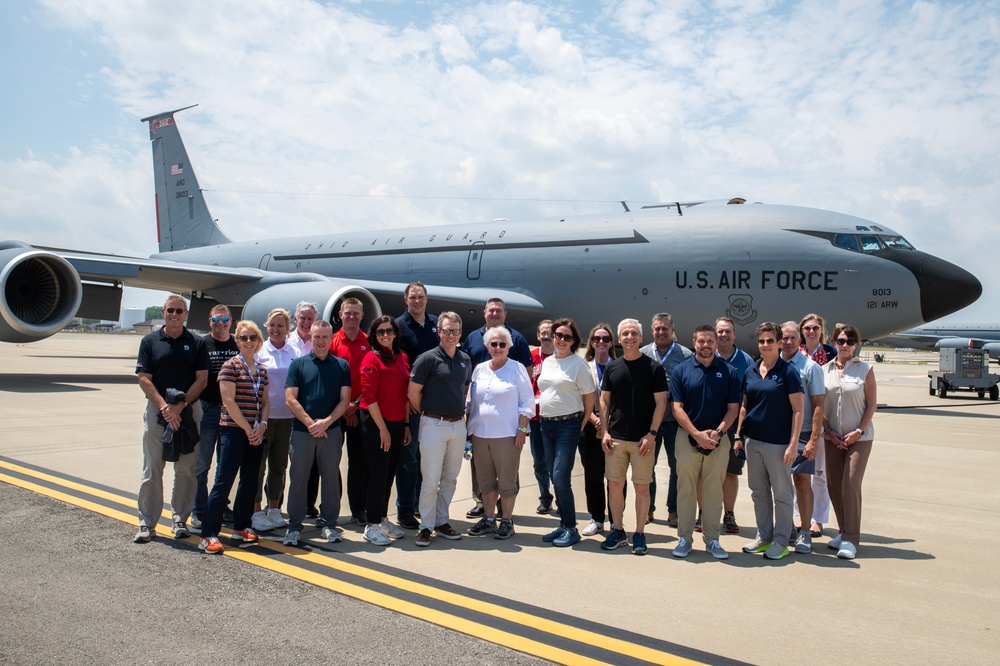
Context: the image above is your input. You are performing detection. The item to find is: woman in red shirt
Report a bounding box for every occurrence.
[359,316,412,546]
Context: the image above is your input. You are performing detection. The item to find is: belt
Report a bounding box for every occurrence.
[421,412,464,422]
[541,411,583,422]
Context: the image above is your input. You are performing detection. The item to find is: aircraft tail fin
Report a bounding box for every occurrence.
[141,105,231,252]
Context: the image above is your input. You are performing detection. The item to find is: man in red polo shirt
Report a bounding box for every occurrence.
[330,297,371,525]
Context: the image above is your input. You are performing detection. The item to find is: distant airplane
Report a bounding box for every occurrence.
[0,105,983,344]
[881,323,1000,360]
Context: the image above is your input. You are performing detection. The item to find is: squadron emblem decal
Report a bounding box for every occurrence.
[726,294,758,326]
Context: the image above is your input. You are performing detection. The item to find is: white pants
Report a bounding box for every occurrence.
[417,417,466,531]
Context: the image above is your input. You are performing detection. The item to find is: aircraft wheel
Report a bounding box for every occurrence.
[990,385,999,401]
[939,381,948,398]
[929,381,936,396]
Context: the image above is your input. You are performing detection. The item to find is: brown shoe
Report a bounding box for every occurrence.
[415,528,432,547]
[667,512,679,528]
[434,523,462,540]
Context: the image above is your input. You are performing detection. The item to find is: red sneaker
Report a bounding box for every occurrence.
[198,536,224,554]
[231,527,258,543]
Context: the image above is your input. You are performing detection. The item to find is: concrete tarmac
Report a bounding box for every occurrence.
[1,333,998,665]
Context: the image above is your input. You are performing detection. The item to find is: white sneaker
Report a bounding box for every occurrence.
[189,514,203,529]
[581,519,603,537]
[364,524,392,546]
[828,534,843,550]
[322,526,342,543]
[380,519,405,539]
[251,511,271,532]
[282,530,300,546]
[837,541,857,559]
[266,509,287,529]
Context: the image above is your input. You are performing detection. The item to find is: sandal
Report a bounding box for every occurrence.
[809,521,823,538]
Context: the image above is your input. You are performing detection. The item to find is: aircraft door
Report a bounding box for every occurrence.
[259,254,271,270]
[467,242,484,280]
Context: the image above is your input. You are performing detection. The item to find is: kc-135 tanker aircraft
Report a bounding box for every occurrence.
[0,105,983,343]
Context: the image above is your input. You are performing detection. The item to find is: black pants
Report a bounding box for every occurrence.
[360,411,405,524]
[578,421,609,524]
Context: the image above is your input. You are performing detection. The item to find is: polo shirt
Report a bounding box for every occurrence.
[670,355,741,431]
[135,326,210,399]
[784,350,825,431]
[741,356,804,445]
[409,345,472,419]
[285,352,351,432]
[201,334,240,404]
[359,351,411,422]
[396,311,439,367]
[330,328,370,401]
[718,347,756,384]
[461,324,533,368]
[601,355,668,441]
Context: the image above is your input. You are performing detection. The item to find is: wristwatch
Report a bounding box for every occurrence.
[647,429,657,437]
[518,426,529,434]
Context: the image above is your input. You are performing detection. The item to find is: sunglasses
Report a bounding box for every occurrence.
[835,338,858,346]
[489,341,508,348]
[757,337,776,345]
[802,325,821,332]
[440,328,461,336]
[237,334,259,343]
[592,335,611,343]
[211,316,230,323]
[164,307,186,314]
[375,328,395,337]
[553,332,574,341]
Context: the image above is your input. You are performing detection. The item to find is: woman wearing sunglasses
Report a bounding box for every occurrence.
[465,327,534,539]
[358,316,412,546]
[821,323,877,560]
[734,322,804,561]
[199,321,270,554]
[798,313,836,538]
[578,323,616,538]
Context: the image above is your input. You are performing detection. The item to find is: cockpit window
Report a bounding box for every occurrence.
[834,234,860,252]
[859,235,884,252]
[882,235,914,250]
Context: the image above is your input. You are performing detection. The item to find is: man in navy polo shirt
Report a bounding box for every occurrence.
[669,325,741,559]
[133,294,209,544]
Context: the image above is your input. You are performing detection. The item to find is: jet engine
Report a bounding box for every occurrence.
[0,242,83,343]
[935,337,981,350]
[983,342,1000,362]
[241,281,382,333]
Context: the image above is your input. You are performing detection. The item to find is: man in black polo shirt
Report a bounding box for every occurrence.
[407,311,471,547]
[394,281,440,529]
[133,294,209,543]
[669,325,741,560]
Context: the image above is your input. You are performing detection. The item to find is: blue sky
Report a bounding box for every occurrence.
[0,0,997,320]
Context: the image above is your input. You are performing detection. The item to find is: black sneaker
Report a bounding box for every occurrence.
[535,502,552,514]
[723,511,739,534]
[397,515,420,530]
[467,517,497,536]
[495,519,515,540]
[466,504,485,518]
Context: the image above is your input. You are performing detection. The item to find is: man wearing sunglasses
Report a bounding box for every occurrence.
[461,298,533,518]
[192,304,240,529]
[133,294,209,543]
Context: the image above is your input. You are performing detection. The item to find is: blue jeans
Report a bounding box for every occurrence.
[201,426,264,537]
[195,401,223,518]
[650,420,679,514]
[529,420,553,505]
[394,413,422,517]
[541,414,582,529]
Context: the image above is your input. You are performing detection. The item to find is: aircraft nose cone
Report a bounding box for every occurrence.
[891,250,982,322]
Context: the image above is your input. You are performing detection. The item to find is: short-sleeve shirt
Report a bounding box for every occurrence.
[256,338,299,420]
[359,351,411,422]
[462,324,533,368]
[466,359,535,438]
[285,352,351,432]
[330,329,370,401]
[784,351,825,431]
[741,356,803,445]
[201,334,240,404]
[409,346,472,419]
[639,341,693,422]
[600,356,668,441]
[529,347,553,421]
[218,355,268,427]
[537,354,597,418]
[823,357,874,440]
[719,347,756,384]
[135,327,210,399]
[396,311,439,367]
[670,355,742,431]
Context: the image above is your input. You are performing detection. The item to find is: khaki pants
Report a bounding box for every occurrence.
[676,430,730,543]
[137,400,202,528]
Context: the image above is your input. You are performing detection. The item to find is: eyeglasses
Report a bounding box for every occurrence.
[211,316,230,323]
[375,328,395,337]
[592,335,611,343]
[164,307,186,314]
[835,338,858,346]
[440,328,461,336]
[757,338,776,345]
[237,334,258,343]
[489,341,507,348]
[802,325,821,332]
[553,332,573,341]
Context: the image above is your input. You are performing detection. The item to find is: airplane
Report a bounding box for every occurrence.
[0,105,984,345]
[880,323,1000,360]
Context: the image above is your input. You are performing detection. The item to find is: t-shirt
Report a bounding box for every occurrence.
[741,356,804,445]
[529,347,553,421]
[466,359,535,438]
[409,345,472,419]
[359,350,411,422]
[537,354,597,418]
[285,352,351,432]
[601,355,668,440]
[670,355,742,431]
[218,355,268,427]
[201,334,240,404]
[135,327,210,399]
[639,341,693,423]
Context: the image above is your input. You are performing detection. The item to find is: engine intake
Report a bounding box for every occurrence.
[0,245,83,343]
[241,281,382,333]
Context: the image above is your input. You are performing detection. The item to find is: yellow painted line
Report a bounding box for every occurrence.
[0,462,705,666]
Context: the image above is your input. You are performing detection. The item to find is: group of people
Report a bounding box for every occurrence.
[134,288,876,560]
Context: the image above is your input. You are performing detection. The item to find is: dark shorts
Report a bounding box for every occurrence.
[790,432,816,475]
[727,428,746,475]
